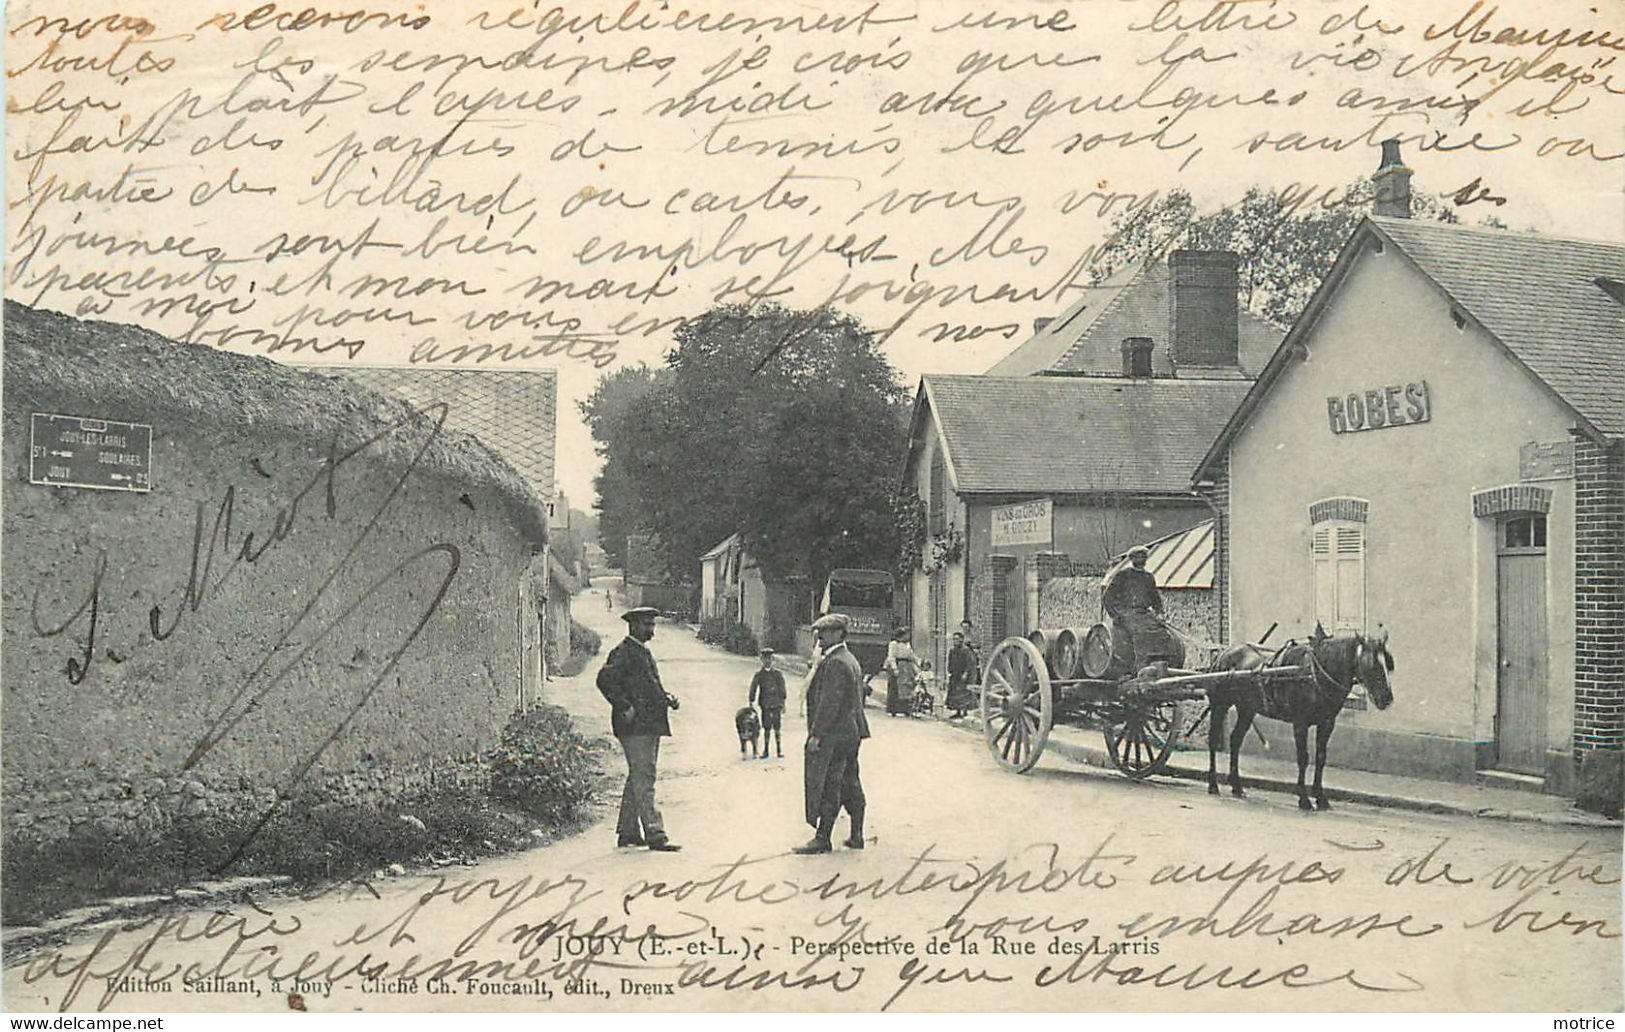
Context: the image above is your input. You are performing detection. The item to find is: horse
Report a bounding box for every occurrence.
[1206,625,1394,811]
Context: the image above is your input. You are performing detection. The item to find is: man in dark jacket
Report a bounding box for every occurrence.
[596,606,681,851]
[1103,546,1173,670]
[748,648,788,759]
[797,613,869,854]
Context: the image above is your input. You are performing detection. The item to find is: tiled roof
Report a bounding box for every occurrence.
[1371,217,1625,436]
[986,262,1283,378]
[986,265,1140,375]
[311,367,558,500]
[920,374,1251,495]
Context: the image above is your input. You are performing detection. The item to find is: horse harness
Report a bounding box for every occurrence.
[1305,644,1357,698]
[1259,640,1355,716]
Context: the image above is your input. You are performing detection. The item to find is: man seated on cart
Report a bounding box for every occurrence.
[1103,546,1180,674]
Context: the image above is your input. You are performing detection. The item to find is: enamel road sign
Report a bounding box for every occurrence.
[30,413,153,492]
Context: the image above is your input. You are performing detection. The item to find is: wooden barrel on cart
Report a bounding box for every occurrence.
[1028,629,1060,676]
[1081,622,1132,679]
[1050,627,1086,680]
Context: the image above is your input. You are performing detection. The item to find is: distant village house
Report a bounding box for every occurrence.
[698,532,805,652]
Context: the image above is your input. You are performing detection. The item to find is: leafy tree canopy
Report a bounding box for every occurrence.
[583,304,910,598]
[580,364,666,571]
[1092,178,1503,326]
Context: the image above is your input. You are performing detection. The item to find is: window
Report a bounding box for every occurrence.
[1501,515,1546,551]
[1312,521,1365,633]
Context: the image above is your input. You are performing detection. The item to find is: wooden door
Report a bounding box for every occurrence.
[1496,516,1548,775]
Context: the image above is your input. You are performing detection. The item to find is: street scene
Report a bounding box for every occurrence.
[4,578,1618,1013]
[4,0,1623,1020]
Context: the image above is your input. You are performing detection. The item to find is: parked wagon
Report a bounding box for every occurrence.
[978,634,1307,779]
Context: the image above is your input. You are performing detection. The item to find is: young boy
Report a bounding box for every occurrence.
[748,648,787,759]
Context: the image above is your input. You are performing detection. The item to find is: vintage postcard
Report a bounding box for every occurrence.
[2,0,1621,1017]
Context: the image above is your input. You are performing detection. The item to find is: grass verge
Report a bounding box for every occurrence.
[3,704,605,928]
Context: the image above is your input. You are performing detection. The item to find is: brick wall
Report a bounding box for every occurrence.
[979,554,1018,642]
[1574,437,1624,754]
[1196,455,1230,643]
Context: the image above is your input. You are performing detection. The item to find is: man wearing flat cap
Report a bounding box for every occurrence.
[596,606,681,851]
[1103,545,1174,672]
[796,613,869,854]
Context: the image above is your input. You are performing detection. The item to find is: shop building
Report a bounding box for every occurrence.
[900,247,1279,673]
[901,374,1250,673]
[1195,209,1624,795]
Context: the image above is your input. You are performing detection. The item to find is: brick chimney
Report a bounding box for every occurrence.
[1169,250,1239,369]
[1372,138,1412,218]
[1121,336,1153,377]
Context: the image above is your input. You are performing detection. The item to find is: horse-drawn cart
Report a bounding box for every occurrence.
[978,635,1308,778]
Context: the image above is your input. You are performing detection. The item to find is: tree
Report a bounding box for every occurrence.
[579,364,666,570]
[583,304,911,603]
[1092,178,1500,326]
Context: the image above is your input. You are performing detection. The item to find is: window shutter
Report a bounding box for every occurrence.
[1334,525,1365,632]
[1312,522,1365,633]
[1313,527,1335,630]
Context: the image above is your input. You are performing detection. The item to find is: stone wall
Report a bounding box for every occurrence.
[7,756,491,844]
[544,553,577,675]
[3,303,547,842]
[1038,576,1219,647]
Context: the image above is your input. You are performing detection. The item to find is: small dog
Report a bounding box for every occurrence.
[734,706,761,758]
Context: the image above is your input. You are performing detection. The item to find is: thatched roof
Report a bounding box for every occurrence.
[2,301,549,548]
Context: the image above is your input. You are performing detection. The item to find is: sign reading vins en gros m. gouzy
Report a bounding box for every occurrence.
[990,498,1053,547]
[1326,381,1430,434]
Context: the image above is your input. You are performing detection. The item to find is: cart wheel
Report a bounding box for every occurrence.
[1102,687,1182,780]
[980,637,1053,774]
